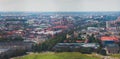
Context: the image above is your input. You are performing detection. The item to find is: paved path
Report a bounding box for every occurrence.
[86,53,119,59]
[95,54,119,59]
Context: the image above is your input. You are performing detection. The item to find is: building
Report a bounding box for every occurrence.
[100,36,120,54]
[100,36,119,44]
[0,41,34,58]
[52,43,100,53]
[104,44,119,55]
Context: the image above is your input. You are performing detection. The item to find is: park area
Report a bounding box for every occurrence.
[14,52,101,59]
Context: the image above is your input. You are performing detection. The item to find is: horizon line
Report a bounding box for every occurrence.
[0,11,120,13]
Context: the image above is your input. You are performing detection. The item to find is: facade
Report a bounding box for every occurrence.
[104,44,119,54]
[0,41,34,59]
[52,43,100,53]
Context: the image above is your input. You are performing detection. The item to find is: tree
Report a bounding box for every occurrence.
[34,32,66,52]
[88,34,99,43]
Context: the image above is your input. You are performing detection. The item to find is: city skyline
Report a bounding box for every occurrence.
[0,0,120,12]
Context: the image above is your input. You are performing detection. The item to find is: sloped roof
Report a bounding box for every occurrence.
[53,25,67,29]
[101,36,119,42]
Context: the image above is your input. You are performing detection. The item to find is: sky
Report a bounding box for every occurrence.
[0,0,120,12]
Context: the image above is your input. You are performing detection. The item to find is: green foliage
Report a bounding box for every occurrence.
[33,33,66,52]
[87,34,99,43]
[80,47,92,54]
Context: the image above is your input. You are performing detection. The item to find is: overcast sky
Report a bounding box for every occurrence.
[0,0,120,12]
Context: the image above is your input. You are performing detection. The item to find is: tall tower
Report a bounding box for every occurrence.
[106,21,110,29]
[74,31,78,38]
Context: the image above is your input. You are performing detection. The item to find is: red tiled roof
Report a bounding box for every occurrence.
[76,40,83,43]
[53,26,67,29]
[101,36,119,42]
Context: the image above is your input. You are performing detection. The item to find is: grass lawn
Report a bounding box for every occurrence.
[14,52,101,59]
[110,54,120,58]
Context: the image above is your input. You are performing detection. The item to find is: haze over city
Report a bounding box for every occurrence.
[0,0,120,12]
[1,0,120,59]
